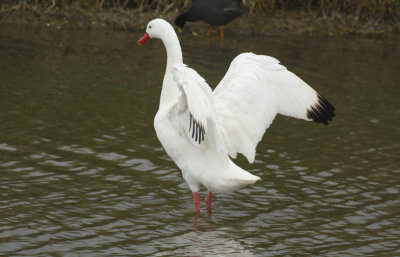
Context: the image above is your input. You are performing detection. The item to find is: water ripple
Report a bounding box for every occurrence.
[1,27,399,256]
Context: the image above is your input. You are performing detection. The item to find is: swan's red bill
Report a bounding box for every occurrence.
[137,33,150,45]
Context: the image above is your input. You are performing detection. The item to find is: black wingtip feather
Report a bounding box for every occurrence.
[189,112,205,144]
[307,94,335,125]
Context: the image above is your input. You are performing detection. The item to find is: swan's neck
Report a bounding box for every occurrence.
[160,33,183,108]
[165,35,183,70]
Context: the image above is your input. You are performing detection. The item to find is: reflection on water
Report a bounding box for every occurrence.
[1,25,400,256]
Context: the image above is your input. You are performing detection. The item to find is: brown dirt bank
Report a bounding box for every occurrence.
[0,3,399,37]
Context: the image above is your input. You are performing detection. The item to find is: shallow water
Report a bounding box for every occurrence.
[1,25,399,256]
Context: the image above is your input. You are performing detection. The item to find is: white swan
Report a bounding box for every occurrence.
[137,19,335,214]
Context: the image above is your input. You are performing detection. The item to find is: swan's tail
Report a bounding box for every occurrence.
[210,162,260,193]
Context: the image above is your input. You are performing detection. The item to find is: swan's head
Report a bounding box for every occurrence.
[137,19,175,45]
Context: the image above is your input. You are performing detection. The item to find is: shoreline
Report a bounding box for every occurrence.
[0,4,399,38]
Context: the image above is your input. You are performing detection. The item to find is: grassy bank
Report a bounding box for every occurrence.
[1,0,399,36]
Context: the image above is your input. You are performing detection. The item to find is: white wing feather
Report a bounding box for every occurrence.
[171,63,227,157]
[214,53,333,163]
[213,53,279,163]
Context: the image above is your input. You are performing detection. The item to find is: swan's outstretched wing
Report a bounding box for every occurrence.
[171,63,228,158]
[213,53,335,163]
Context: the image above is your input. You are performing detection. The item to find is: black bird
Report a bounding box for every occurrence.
[175,0,243,39]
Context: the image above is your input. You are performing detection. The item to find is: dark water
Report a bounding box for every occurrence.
[1,25,399,256]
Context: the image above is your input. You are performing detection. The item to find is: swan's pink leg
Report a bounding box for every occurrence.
[193,192,201,213]
[205,191,213,210]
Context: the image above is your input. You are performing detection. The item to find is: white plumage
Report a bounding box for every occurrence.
[137,19,335,213]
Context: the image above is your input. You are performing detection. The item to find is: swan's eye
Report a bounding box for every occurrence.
[149,25,152,29]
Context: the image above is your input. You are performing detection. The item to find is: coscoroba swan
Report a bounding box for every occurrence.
[137,19,335,214]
